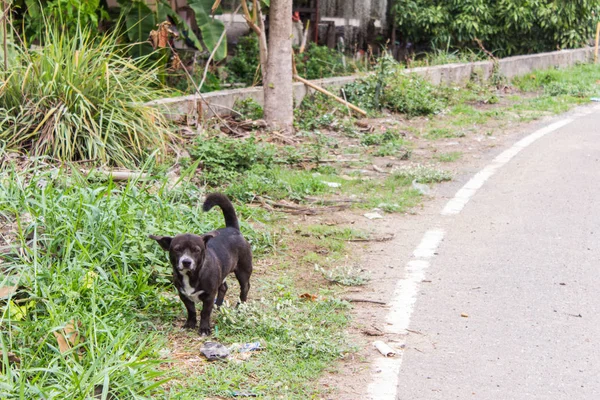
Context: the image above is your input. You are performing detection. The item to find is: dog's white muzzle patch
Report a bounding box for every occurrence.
[177,252,195,271]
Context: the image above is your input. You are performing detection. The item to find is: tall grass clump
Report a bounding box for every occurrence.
[0,25,173,167]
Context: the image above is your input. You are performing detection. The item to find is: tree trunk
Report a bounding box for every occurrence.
[263,0,294,133]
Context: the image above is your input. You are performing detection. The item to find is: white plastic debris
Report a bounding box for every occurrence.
[322,181,341,188]
[411,179,431,195]
[364,212,384,220]
[373,341,397,357]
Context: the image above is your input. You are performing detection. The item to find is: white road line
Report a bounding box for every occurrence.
[368,231,445,400]
[367,108,598,400]
[441,118,574,216]
[413,229,445,259]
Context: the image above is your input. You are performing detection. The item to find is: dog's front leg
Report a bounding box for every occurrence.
[178,292,197,329]
[199,297,216,336]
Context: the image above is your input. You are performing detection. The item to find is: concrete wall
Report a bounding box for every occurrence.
[147,47,595,122]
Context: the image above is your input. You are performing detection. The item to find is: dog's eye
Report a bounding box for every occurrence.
[173,245,182,252]
[192,246,202,253]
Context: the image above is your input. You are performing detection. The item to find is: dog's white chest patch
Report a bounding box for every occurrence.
[180,274,204,303]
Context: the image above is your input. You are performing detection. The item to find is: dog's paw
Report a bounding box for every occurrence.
[199,327,212,336]
[183,320,197,329]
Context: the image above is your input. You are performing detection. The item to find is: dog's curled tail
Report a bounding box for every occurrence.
[203,193,240,230]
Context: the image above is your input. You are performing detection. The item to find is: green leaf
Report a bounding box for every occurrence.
[123,0,156,57]
[187,0,227,61]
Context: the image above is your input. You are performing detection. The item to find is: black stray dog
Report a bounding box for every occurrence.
[150,193,252,336]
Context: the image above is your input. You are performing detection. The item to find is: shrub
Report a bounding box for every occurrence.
[345,58,448,117]
[224,35,261,86]
[188,134,276,185]
[393,0,600,57]
[0,25,173,167]
[233,98,264,120]
[295,44,352,79]
[382,74,447,117]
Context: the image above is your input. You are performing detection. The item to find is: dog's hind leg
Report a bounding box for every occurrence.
[216,281,228,307]
[235,269,251,303]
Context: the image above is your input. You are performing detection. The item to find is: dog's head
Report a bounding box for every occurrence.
[149,232,217,274]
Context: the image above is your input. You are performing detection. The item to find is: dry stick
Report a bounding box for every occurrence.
[256,5,268,83]
[341,88,352,118]
[293,74,368,116]
[211,0,222,14]
[342,298,387,305]
[595,21,600,64]
[240,0,267,81]
[1,0,8,71]
[299,19,310,54]
[200,2,242,92]
[198,28,227,91]
[166,42,244,137]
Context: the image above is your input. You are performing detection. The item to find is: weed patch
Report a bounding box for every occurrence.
[316,265,370,286]
[436,152,463,162]
[233,98,264,121]
[392,165,453,184]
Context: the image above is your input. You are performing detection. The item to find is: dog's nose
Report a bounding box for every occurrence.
[181,260,192,268]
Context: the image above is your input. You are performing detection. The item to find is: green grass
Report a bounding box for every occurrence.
[0,160,352,399]
[360,130,412,158]
[343,173,423,213]
[167,296,352,398]
[425,127,465,139]
[435,151,463,162]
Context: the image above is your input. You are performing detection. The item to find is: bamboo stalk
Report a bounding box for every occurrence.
[595,22,600,64]
[293,74,368,116]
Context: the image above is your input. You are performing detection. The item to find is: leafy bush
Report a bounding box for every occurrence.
[295,44,353,79]
[382,74,448,117]
[225,164,328,203]
[294,92,347,131]
[0,25,173,166]
[345,57,448,117]
[18,0,108,41]
[393,0,600,57]
[233,97,264,120]
[224,35,261,86]
[188,134,276,185]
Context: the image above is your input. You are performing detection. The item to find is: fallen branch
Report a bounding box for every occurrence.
[346,234,395,243]
[255,196,350,215]
[293,74,368,116]
[303,196,362,205]
[342,298,387,305]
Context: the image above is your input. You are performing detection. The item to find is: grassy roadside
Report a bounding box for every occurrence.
[1,62,599,399]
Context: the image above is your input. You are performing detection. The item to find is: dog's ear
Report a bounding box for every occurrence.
[201,231,218,246]
[149,235,172,251]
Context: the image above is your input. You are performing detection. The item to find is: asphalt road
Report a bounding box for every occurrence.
[394,109,600,399]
